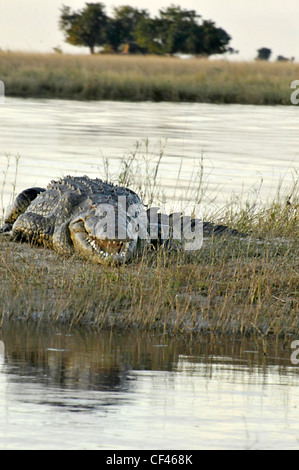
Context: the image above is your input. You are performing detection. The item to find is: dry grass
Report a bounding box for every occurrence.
[1,51,298,104]
[0,227,298,337]
[0,152,298,337]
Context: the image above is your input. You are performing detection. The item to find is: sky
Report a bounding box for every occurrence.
[0,0,298,61]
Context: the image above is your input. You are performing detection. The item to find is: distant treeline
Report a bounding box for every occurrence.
[59,2,236,56]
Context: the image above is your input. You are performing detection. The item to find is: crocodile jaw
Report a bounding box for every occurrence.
[69,219,139,265]
[69,201,150,265]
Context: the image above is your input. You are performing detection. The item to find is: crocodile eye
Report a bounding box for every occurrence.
[71,219,85,232]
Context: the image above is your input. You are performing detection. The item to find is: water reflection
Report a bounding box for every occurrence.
[2,323,297,385]
[0,324,298,449]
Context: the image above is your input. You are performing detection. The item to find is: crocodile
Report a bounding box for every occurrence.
[0,175,240,264]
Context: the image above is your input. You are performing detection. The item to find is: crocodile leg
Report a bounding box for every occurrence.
[10,211,54,248]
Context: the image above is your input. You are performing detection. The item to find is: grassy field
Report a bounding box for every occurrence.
[0,164,298,337]
[0,51,298,104]
[0,222,297,338]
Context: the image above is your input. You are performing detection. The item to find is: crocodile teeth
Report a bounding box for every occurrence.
[87,236,128,258]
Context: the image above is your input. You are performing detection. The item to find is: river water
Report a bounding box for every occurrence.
[0,98,298,450]
[0,98,298,213]
[0,325,298,450]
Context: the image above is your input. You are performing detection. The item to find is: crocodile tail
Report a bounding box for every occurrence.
[146,209,243,248]
[0,187,45,233]
[201,221,242,236]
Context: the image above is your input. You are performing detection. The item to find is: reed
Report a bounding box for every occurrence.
[0,51,298,104]
[0,154,20,220]
[0,151,298,337]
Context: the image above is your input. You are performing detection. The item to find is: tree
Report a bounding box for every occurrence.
[106,6,149,52]
[134,5,233,57]
[59,3,108,54]
[59,3,234,57]
[157,5,201,54]
[133,17,165,54]
[200,20,232,55]
[276,55,294,62]
[256,48,272,61]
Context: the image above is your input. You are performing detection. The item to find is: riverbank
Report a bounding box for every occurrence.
[0,189,298,337]
[1,151,298,336]
[0,51,298,105]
